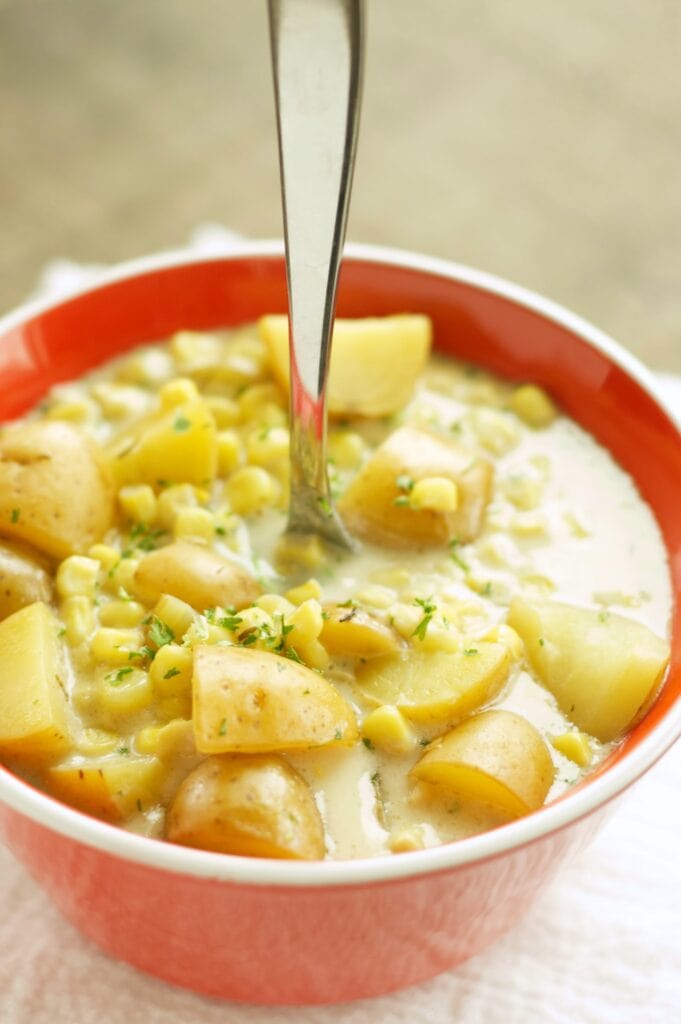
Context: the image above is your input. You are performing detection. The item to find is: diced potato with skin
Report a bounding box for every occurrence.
[356,643,512,725]
[0,602,71,761]
[321,604,402,659]
[167,754,326,859]
[338,426,493,547]
[133,541,261,611]
[192,645,358,753]
[0,541,53,621]
[507,598,670,742]
[0,421,115,558]
[260,314,432,418]
[110,398,218,488]
[46,755,164,822]
[411,709,554,818]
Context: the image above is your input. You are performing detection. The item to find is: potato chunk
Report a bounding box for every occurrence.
[0,602,71,761]
[110,398,218,487]
[507,598,670,742]
[0,541,53,621]
[46,755,163,822]
[193,645,358,753]
[357,643,512,725]
[338,426,492,546]
[320,604,402,659]
[411,709,554,818]
[259,314,431,417]
[133,541,261,612]
[167,754,326,859]
[0,421,115,558]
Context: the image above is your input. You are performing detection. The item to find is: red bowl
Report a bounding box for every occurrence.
[0,243,679,1004]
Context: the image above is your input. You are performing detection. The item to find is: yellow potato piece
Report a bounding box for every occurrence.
[411,709,554,817]
[193,645,358,753]
[167,754,326,859]
[259,314,432,417]
[0,602,71,762]
[338,426,493,547]
[0,421,115,558]
[507,598,670,742]
[110,397,218,487]
[357,643,512,725]
[0,541,53,621]
[320,604,402,659]
[134,541,261,612]
[46,755,163,822]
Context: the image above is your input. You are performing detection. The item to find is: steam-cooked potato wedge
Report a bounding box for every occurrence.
[411,709,554,817]
[110,398,218,487]
[338,426,492,546]
[260,314,431,417]
[167,754,325,859]
[507,598,670,741]
[320,604,402,659]
[134,541,261,612]
[0,421,115,558]
[193,645,358,752]
[46,755,163,822]
[0,541,53,621]
[357,643,512,725]
[0,602,71,761]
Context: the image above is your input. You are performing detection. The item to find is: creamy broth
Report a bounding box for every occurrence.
[0,321,671,860]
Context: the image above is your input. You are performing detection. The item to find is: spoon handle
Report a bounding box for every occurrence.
[268,0,364,544]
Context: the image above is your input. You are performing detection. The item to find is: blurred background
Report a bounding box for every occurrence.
[1,0,678,369]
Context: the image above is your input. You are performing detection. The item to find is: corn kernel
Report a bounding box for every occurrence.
[362,705,417,755]
[88,543,121,573]
[173,506,215,543]
[369,567,410,589]
[118,484,158,525]
[56,555,100,599]
[284,579,322,606]
[99,667,154,716]
[246,426,290,467]
[551,731,593,767]
[157,483,198,530]
[511,512,548,538]
[389,827,426,853]
[520,572,556,594]
[91,627,143,665]
[256,593,297,618]
[469,408,520,455]
[136,718,195,760]
[481,623,524,659]
[149,643,194,696]
[106,556,141,594]
[151,594,197,641]
[328,431,366,469]
[389,602,422,640]
[61,595,95,646]
[564,512,590,539]
[91,382,151,420]
[217,430,243,476]
[238,383,282,421]
[205,395,240,427]
[76,728,120,757]
[117,348,174,386]
[46,396,98,424]
[502,472,543,511]
[99,599,146,628]
[211,351,265,388]
[226,466,278,515]
[170,330,222,371]
[409,477,458,512]
[511,384,557,428]
[159,377,199,409]
[356,585,397,610]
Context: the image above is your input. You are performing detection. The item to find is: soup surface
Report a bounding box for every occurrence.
[0,315,671,859]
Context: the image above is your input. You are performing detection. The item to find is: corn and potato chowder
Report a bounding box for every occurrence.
[0,315,671,860]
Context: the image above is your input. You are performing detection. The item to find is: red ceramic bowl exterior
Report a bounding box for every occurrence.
[0,244,680,1004]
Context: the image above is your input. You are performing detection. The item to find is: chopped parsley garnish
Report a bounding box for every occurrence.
[334,729,343,740]
[395,474,415,493]
[317,495,332,516]
[285,646,303,664]
[463,647,478,656]
[538,637,545,647]
[117,746,130,755]
[10,508,20,523]
[106,666,134,686]
[362,737,374,750]
[412,597,436,642]
[173,415,192,433]
[448,537,469,572]
[128,521,166,552]
[147,616,175,650]
[218,718,228,737]
[163,666,181,680]
[393,495,411,507]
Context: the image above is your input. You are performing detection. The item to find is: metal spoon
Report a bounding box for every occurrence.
[267,0,364,550]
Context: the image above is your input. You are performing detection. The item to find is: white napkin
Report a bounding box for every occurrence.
[2,235,679,1023]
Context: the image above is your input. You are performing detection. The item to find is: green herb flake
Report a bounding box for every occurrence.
[393,495,411,507]
[148,615,175,650]
[362,736,374,750]
[448,537,470,572]
[463,647,478,656]
[412,596,436,642]
[10,508,20,523]
[173,415,192,433]
[316,495,332,516]
[218,718,228,737]
[117,746,130,755]
[395,474,415,493]
[106,666,134,686]
[538,637,545,647]
[286,646,304,664]
[163,666,181,680]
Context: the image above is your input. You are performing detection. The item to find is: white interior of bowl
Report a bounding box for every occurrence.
[0,241,679,887]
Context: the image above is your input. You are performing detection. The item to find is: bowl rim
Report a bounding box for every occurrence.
[0,239,679,888]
